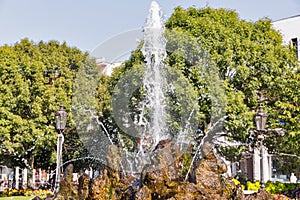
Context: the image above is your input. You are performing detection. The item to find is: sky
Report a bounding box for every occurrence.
[0,0,299,55]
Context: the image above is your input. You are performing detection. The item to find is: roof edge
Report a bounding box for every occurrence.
[273,14,300,23]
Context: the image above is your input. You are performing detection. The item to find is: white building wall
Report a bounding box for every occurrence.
[101,62,122,76]
[272,15,300,62]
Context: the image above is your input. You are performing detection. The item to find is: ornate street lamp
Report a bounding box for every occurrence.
[255,106,268,131]
[55,105,68,132]
[54,104,68,192]
[255,106,268,189]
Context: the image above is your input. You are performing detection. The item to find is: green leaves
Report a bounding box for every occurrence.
[0,39,88,168]
[166,7,299,158]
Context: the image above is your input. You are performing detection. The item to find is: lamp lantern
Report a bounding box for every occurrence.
[55,105,68,131]
[255,106,268,131]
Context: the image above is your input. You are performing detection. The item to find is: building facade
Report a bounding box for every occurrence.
[239,148,273,183]
[272,15,300,62]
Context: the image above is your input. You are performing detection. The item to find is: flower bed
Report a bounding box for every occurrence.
[232,179,299,199]
[0,188,53,198]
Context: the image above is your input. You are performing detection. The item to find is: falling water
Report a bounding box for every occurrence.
[139,0,169,150]
[115,1,201,174]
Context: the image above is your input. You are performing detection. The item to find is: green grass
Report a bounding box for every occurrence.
[0,197,34,200]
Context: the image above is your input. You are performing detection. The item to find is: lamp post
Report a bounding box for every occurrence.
[255,106,268,189]
[54,104,68,192]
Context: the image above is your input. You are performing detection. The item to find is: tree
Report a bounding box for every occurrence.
[0,38,88,171]
[165,7,299,159]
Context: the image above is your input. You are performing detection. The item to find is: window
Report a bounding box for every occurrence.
[291,38,298,58]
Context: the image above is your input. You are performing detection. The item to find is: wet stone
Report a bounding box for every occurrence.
[53,140,274,200]
[78,173,90,200]
[53,164,78,200]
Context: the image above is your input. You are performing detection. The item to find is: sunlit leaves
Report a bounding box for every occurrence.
[0,39,88,169]
[166,7,299,159]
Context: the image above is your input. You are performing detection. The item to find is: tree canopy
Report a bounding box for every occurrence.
[0,38,88,169]
[165,7,300,161]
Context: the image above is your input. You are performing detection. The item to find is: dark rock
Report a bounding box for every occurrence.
[54,164,78,200]
[88,168,113,200]
[195,142,228,197]
[78,173,90,200]
[53,140,274,200]
[135,186,151,200]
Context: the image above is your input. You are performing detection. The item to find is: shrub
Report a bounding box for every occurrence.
[265,181,299,195]
[232,178,245,190]
[246,180,260,191]
[1,188,53,198]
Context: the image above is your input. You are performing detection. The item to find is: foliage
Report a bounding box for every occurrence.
[272,155,300,180]
[265,181,300,195]
[231,178,245,190]
[165,6,300,159]
[1,188,52,198]
[234,171,249,187]
[181,151,192,177]
[246,180,260,191]
[244,180,300,199]
[0,38,88,170]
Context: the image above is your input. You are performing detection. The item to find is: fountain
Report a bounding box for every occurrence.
[59,1,276,200]
[109,0,201,175]
[140,0,169,151]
